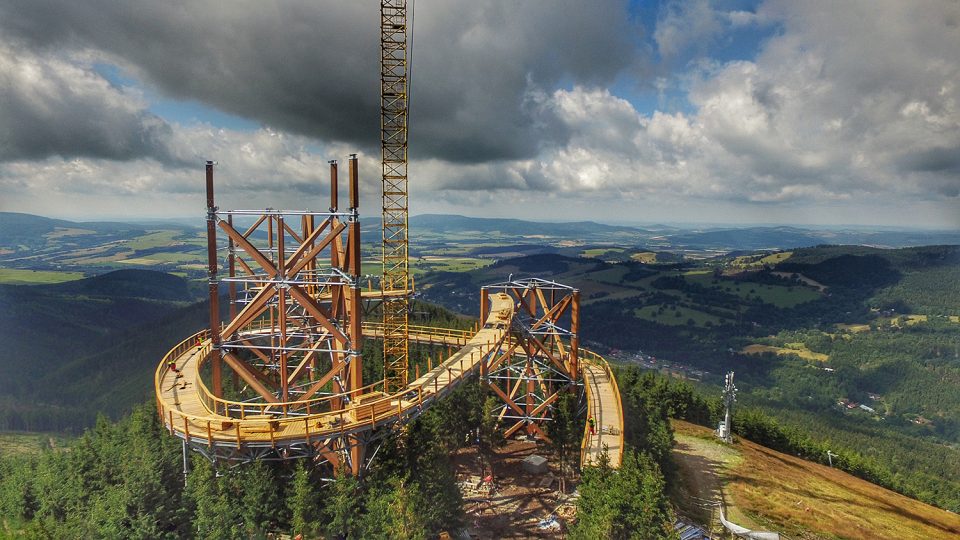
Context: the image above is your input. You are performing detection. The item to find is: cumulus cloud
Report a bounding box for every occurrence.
[654,0,727,60]
[0,0,957,226]
[0,44,178,163]
[0,126,381,217]
[470,0,960,211]
[0,0,638,163]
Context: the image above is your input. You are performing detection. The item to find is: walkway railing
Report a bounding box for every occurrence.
[155,323,507,449]
[578,348,625,468]
[156,316,622,468]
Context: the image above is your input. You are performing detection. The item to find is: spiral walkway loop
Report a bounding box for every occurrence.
[156,292,623,468]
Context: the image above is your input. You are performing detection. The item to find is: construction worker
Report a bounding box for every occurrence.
[167,359,178,373]
[195,336,203,350]
[588,415,596,436]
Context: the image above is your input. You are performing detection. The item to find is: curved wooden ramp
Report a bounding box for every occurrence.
[156,293,513,458]
[156,291,624,469]
[580,354,625,469]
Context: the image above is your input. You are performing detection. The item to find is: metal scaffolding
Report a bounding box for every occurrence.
[481,278,582,440]
[200,158,367,471]
[380,0,411,394]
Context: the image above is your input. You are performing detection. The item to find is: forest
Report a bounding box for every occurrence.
[0,367,683,539]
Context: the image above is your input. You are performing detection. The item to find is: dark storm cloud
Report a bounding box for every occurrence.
[0,0,639,164]
[0,44,180,164]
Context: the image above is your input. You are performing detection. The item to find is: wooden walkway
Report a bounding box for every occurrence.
[581,360,624,468]
[155,293,515,448]
[155,291,624,469]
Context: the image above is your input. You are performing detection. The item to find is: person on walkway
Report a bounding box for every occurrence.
[588,415,596,435]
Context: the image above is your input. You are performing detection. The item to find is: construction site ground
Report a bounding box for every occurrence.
[453,438,578,539]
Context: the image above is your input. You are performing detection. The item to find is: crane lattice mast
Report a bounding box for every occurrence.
[380,0,410,392]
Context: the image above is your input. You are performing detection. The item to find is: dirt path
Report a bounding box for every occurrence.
[671,427,761,533]
[772,271,827,292]
[671,420,960,539]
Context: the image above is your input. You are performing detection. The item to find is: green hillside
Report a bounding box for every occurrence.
[0,270,207,431]
[420,245,960,511]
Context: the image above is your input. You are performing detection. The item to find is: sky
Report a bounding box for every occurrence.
[0,0,958,228]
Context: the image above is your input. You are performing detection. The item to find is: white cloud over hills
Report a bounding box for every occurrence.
[0,0,957,227]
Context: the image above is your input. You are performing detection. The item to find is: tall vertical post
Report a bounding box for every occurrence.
[570,290,580,380]
[329,160,339,212]
[480,288,490,323]
[227,214,237,320]
[348,155,363,396]
[227,213,238,390]
[348,154,365,477]
[205,161,222,398]
[278,215,288,402]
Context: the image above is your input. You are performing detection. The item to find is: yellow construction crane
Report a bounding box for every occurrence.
[380,0,410,392]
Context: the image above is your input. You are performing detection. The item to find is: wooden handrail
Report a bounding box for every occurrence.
[155,301,622,466]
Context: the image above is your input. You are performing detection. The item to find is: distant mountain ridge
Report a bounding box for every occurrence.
[410,213,643,236]
[4,212,959,258]
[410,214,960,250]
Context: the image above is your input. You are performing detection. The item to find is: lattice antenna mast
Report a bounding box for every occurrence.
[380,0,411,392]
[718,371,737,443]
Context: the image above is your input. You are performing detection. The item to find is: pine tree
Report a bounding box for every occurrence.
[359,477,428,540]
[324,464,359,539]
[186,458,241,539]
[477,396,505,480]
[547,391,581,493]
[236,460,282,536]
[287,461,320,538]
[570,450,675,540]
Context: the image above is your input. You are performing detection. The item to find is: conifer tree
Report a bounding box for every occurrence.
[287,460,321,538]
[547,391,581,493]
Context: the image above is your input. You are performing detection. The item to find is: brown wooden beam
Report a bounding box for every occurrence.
[222,351,279,403]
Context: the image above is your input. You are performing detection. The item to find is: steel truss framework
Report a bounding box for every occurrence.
[201,158,368,472]
[380,0,411,393]
[480,278,582,440]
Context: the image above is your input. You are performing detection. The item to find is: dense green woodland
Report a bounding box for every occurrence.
[0,372,682,539]
[0,270,208,431]
[2,243,959,536]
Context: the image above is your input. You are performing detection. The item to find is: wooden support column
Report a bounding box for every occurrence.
[347,154,363,398]
[329,160,339,213]
[524,338,536,436]
[278,215,288,402]
[347,154,365,477]
[227,214,238,389]
[570,289,580,381]
[480,288,490,324]
[205,161,223,398]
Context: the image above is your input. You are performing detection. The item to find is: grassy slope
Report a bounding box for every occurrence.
[671,420,960,539]
[0,268,86,284]
[0,431,71,456]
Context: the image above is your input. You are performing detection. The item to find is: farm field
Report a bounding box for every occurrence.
[741,343,829,362]
[671,420,960,539]
[635,304,725,327]
[411,256,492,276]
[684,272,821,308]
[0,268,85,284]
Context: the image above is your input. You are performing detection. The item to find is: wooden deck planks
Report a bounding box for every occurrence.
[156,291,624,470]
[582,363,624,468]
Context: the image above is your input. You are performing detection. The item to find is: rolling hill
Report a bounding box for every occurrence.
[0,270,208,431]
